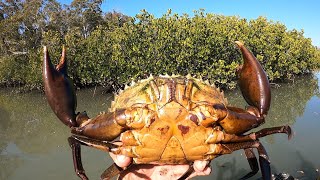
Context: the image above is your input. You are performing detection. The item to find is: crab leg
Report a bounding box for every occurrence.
[43,46,77,127]
[227,142,271,180]
[100,163,124,180]
[71,135,119,151]
[208,125,292,144]
[207,141,271,180]
[206,126,291,180]
[68,135,122,180]
[240,148,259,180]
[68,137,89,180]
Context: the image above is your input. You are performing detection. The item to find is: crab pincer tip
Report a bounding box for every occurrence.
[286,126,293,140]
[62,45,66,53]
[235,41,244,48]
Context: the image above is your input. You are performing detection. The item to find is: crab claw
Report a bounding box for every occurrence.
[43,46,77,127]
[235,41,271,116]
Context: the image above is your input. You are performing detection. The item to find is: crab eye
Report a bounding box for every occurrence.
[213,104,225,110]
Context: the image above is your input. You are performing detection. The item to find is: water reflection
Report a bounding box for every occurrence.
[0,88,114,179]
[0,72,319,180]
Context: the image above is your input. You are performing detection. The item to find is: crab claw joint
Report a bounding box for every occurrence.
[43,46,77,127]
[235,41,271,116]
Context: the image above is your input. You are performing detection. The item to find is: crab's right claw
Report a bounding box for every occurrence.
[236,41,271,117]
[219,42,271,134]
[43,46,77,127]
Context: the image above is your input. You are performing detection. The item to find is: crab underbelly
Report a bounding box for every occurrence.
[131,122,211,164]
[132,131,212,164]
[132,137,187,164]
[128,102,211,164]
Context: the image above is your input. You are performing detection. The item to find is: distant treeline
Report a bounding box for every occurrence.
[1,0,319,91]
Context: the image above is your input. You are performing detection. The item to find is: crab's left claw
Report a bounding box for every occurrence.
[235,41,271,117]
[43,46,77,127]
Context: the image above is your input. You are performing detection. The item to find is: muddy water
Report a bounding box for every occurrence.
[0,72,319,180]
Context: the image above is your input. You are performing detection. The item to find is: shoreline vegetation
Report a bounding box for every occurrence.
[1,1,320,92]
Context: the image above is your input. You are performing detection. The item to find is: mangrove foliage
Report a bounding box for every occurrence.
[1,0,319,91]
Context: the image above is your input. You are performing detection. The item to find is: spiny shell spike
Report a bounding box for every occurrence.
[221,91,224,97]
[111,101,115,107]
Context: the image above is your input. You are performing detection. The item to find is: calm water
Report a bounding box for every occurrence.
[0,72,319,180]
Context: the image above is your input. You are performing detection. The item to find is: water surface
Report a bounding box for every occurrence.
[0,72,319,179]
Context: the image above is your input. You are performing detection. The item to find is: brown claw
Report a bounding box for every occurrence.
[235,41,271,116]
[43,46,77,127]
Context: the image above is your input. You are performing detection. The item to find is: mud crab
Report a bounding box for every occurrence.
[43,41,292,180]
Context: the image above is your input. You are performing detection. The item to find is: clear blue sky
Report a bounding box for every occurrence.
[60,0,320,47]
